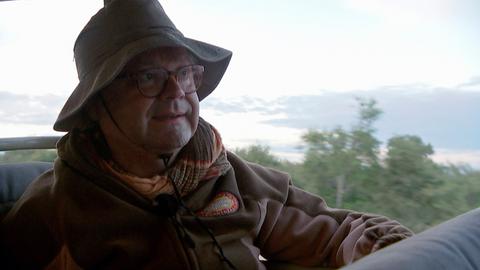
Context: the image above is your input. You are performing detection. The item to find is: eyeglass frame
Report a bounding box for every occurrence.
[116,64,205,98]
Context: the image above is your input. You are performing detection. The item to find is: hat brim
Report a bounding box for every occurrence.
[54,32,232,132]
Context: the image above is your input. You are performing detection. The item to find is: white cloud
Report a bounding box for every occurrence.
[201,107,304,151]
[343,0,454,25]
[0,92,65,126]
[432,149,480,169]
[0,0,99,96]
[0,123,61,137]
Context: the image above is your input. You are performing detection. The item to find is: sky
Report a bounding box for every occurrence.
[0,0,479,167]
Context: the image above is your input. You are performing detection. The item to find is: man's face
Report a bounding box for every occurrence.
[99,47,200,155]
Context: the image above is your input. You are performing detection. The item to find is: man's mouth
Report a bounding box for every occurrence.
[152,113,185,122]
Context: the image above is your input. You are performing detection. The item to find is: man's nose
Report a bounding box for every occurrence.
[160,76,185,99]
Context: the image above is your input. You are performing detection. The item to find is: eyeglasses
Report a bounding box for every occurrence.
[117,65,205,97]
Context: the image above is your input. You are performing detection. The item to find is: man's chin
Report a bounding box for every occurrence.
[145,139,190,156]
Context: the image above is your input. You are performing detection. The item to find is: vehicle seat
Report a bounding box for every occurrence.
[0,162,53,220]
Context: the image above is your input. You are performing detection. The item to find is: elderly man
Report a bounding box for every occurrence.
[1,0,412,269]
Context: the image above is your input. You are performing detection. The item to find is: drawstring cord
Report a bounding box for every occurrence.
[158,157,237,270]
[96,98,237,269]
[100,95,148,152]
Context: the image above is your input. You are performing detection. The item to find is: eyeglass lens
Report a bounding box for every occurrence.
[136,65,204,97]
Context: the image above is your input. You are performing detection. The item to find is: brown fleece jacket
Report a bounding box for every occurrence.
[1,134,412,270]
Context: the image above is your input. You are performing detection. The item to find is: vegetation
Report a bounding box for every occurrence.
[234,98,479,232]
[0,149,57,163]
[1,98,478,232]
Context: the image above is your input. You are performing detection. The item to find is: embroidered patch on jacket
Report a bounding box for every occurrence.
[196,191,239,217]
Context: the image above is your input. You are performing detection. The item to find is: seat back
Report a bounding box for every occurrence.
[0,136,60,220]
[0,162,53,219]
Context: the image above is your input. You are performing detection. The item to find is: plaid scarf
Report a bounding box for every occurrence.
[87,118,231,200]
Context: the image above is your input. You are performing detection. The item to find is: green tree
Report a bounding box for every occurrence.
[233,97,480,233]
[0,149,57,163]
[385,135,434,176]
[425,165,480,227]
[379,135,445,231]
[301,98,382,208]
[233,145,282,169]
[232,145,307,189]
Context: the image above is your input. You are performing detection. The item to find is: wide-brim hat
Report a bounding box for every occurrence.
[54,0,232,131]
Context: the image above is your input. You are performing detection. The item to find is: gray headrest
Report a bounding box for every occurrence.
[0,162,53,216]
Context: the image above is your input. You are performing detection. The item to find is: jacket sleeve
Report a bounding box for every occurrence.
[256,183,414,268]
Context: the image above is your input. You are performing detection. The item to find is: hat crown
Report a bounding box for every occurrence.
[74,0,180,80]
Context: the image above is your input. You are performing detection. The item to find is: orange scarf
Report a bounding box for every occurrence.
[91,118,231,200]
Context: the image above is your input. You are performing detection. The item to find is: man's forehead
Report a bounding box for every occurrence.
[126,47,192,68]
